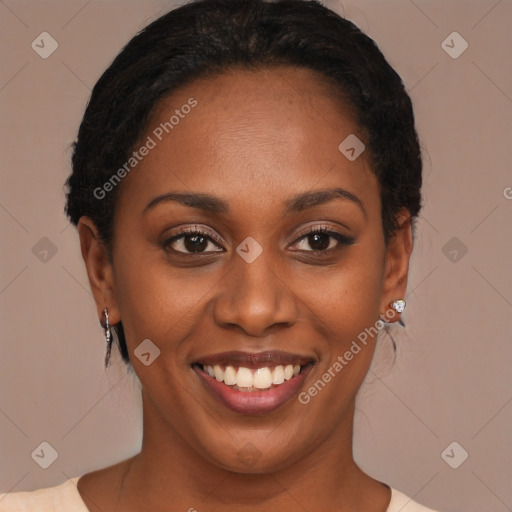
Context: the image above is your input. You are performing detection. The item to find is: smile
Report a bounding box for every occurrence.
[192,351,315,415]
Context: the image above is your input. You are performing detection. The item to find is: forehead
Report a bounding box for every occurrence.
[116,66,378,217]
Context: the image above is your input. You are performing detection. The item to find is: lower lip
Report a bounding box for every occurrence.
[193,365,313,415]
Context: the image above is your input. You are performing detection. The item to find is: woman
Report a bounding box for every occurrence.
[0,0,439,510]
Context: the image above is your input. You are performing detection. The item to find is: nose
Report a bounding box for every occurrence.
[212,251,298,337]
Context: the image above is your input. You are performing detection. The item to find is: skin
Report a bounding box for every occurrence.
[77,66,413,512]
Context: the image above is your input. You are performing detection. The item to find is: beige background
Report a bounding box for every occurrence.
[1,1,511,511]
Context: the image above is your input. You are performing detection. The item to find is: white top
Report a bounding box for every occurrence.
[0,477,440,511]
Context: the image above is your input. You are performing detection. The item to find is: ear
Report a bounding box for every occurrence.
[380,209,413,323]
[77,217,121,325]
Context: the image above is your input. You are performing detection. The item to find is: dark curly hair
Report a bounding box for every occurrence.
[65,0,423,365]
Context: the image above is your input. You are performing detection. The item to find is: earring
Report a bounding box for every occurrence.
[390,299,406,314]
[102,307,113,368]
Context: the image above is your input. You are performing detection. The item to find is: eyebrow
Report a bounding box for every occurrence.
[143,187,366,217]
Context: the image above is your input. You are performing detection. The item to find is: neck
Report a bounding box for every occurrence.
[115,393,390,512]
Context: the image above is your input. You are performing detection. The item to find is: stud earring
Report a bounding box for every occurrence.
[102,307,113,368]
[390,299,406,314]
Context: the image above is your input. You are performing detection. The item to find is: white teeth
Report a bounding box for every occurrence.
[272,365,285,385]
[223,365,237,385]
[253,367,273,389]
[214,365,224,382]
[236,367,253,388]
[203,363,303,389]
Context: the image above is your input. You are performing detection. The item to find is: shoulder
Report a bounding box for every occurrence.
[387,487,440,512]
[0,477,88,512]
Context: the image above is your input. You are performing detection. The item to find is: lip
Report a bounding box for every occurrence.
[192,351,315,415]
[194,350,314,369]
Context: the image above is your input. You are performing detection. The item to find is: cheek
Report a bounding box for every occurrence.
[298,244,385,399]
[305,248,385,340]
[112,242,211,356]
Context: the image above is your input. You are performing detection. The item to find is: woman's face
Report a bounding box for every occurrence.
[81,66,411,473]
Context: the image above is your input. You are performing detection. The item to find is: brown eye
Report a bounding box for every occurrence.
[307,233,331,251]
[163,228,224,254]
[291,227,356,252]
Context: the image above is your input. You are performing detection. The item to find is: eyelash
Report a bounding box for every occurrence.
[162,224,355,255]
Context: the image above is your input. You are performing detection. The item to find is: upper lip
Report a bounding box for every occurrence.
[194,350,315,369]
